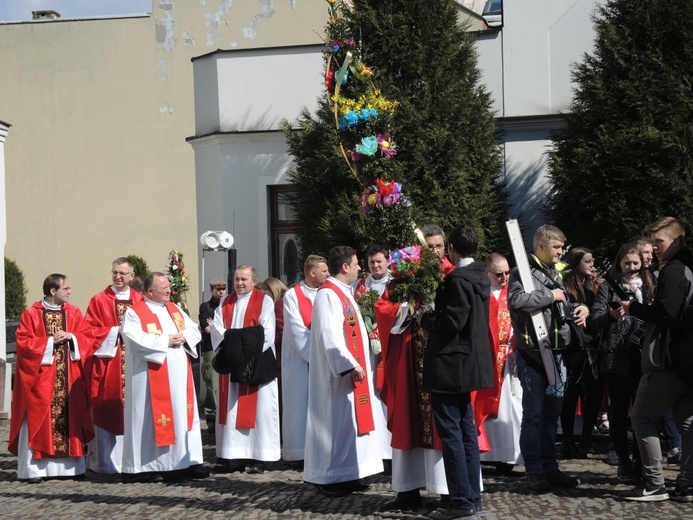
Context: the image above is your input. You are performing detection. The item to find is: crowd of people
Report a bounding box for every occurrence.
[8,216,693,520]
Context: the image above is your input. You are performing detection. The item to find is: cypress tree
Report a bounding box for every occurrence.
[284,0,505,259]
[548,0,693,257]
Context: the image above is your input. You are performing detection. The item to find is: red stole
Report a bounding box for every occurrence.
[294,284,313,329]
[471,285,511,452]
[321,280,375,435]
[219,288,265,428]
[442,257,455,277]
[131,301,194,447]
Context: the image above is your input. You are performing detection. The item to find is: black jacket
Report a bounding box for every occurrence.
[421,261,494,394]
[629,247,693,374]
[213,324,280,386]
[198,296,221,353]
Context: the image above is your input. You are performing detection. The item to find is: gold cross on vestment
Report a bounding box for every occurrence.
[157,414,171,427]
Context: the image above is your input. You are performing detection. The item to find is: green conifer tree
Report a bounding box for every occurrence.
[284,0,505,259]
[548,0,693,257]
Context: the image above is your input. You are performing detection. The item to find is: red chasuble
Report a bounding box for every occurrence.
[353,277,385,389]
[219,288,265,428]
[8,302,95,458]
[130,301,194,447]
[375,294,443,450]
[321,280,375,435]
[86,286,143,434]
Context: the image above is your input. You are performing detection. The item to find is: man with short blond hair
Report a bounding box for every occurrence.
[86,257,143,473]
[622,217,693,501]
[211,264,280,474]
[281,255,329,464]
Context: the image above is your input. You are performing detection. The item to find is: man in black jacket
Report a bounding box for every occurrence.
[622,217,693,502]
[420,225,494,520]
[198,278,226,433]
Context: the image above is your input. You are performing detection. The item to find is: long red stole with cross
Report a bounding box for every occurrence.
[294,284,313,329]
[321,280,375,435]
[219,288,265,429]
[131,301,194,447]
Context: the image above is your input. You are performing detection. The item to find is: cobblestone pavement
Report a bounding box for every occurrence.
[1,422,692,519]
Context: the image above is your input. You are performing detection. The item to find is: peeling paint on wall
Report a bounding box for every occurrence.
[158,59,168,80]
[243,0,275,41]
[155,0,177,55]
[183,31,195,47]
[159,106,175,114]
[205,0,233,47]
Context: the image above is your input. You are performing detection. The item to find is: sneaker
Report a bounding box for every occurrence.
[667,448,681,465]
[545,470,579,488]
[621,482,669,502]
[671,484,693,503]
[428,507,476,520]
[617,461,638,484]
[526,473,550,492]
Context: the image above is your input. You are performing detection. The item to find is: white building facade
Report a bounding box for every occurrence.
[190,0,606,283]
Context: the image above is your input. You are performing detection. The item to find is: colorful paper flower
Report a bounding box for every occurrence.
[355,135,378,156]
[377,133,397,157]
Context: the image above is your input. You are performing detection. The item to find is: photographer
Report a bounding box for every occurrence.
[507,225,588,493]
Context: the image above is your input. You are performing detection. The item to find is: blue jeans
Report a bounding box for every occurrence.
[517,350,566,475]
[430,392,481,511]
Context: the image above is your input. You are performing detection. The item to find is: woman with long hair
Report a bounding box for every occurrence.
[560,246,602,458]
[588,242,654,482]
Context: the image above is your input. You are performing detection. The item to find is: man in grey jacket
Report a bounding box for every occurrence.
[507,225,587,493]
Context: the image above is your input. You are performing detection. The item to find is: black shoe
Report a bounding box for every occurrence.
[122,472,160,483]
[561,443,587,460]
[24,477,43,484]
[220,460,245,473]
[383,459,392,476]
[318,480,370,496]
[579,436,595,454]
[545,470,579,488]
[617,461,638,483]
[621,482,669,501]
[247,463,265,475]
[668,449,682,465]
[184,466,210,479]
[379,490,422,511]
[526,473,550,492]
[288,460,304,471]
[428,506,476,520]
[671,483,693,503]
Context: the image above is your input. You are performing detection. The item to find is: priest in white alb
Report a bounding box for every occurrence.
[119,272,207,480]
[211,264,280,474]
[281,255,329,464]
[304,246,384,496]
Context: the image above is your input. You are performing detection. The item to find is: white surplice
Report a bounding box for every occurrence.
[281,281,317,461]
[120,298,203,473]
[304,277,384,485]
[210,291,280,462]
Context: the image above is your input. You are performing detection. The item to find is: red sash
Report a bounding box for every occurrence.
[219,288,265,428]
[321,280,375,435]
[294,284,313,329]
[131,301,194,447]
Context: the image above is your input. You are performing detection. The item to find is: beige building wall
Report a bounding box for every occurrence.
[0,1,327,313]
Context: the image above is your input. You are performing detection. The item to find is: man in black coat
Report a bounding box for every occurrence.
[198,278,226,433]
[420,225,494,520]
[621,217,693,502]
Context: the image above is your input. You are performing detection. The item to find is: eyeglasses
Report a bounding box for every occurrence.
[489,271,510,278]
[428,244,445,251]
[112,271,134,277]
